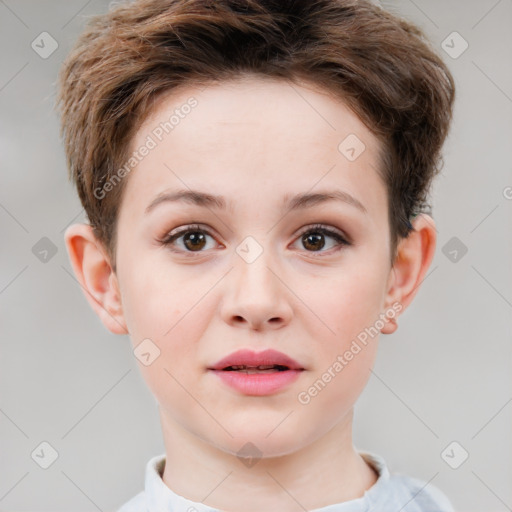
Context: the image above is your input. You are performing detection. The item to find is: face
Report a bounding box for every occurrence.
[113,76,396,457]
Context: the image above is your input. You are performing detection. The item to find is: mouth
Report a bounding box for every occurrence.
[221,364,292,374]
[207,349,305,396]
[207,348,305,372]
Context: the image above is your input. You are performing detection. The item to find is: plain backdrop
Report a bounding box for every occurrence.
[1,0,511,511]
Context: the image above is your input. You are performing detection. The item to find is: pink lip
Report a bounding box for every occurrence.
[210,369,303,396]
[208,348,304,371]
[207,348,305,396]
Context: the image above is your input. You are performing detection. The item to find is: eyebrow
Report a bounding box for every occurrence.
[145,188,368,215]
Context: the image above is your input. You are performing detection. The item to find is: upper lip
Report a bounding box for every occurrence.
[207,348,305,371]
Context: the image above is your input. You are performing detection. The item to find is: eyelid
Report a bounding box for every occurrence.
[159,222,351,254]
[296,223,349,242]
[159,223,218,245]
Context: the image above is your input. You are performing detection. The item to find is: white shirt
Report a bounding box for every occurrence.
[117,451,455,511]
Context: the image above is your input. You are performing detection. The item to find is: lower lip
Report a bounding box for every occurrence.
[209,369,303,396]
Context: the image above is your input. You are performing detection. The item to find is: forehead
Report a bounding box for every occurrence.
[123,76,386,220]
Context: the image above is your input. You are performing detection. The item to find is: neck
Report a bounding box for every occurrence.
[159,409,378,512]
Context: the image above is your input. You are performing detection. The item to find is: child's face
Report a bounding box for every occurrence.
[112,76,398,456]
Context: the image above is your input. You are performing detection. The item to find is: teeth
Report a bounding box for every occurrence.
[224,364,288,372]
[237,368,279,374]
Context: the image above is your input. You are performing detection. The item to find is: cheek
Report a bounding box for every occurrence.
[118,251,196,339]
[118,264,212,413]
[306,265,388,347]
[117,256,214,372]
[300,351,376,426]
[120,275,173,342]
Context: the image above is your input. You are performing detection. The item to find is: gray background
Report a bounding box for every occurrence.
[1,0,511,510]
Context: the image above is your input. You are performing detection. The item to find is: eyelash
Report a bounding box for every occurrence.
[159,223,351,256]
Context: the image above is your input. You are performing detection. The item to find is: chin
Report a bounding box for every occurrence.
[211,424,310,460]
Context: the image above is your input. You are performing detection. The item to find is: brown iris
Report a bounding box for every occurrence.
[183,231,207,251]
[302,232,326,251]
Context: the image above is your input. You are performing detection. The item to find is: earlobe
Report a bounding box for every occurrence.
[381,214,437,334]
[64,223,128,335]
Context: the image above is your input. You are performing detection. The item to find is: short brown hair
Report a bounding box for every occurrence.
[56,0,455,271]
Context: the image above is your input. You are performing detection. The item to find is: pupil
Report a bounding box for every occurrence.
[303,233,324,251]
[185,232,206,251]
[182,231,326,252]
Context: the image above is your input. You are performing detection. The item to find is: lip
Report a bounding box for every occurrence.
[207,348,304,371]
[207,348,305,396]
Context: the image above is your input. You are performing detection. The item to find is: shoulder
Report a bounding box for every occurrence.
[116,490,146,512]
[116,452,166,511]
[383,473,455,512]
[360,452,454,512]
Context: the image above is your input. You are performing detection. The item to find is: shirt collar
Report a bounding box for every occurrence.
[144,450,391,512]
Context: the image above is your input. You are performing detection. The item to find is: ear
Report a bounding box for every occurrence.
[381,213,437,335]
[64,223,128,335]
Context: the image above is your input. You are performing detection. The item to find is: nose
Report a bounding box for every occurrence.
[220,247,293,332]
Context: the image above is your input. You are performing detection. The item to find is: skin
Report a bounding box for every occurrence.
[65,75,436,512]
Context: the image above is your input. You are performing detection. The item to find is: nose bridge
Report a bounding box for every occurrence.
[233,233,279,298]
[222,232,292,329]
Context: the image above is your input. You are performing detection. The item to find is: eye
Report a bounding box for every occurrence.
[159,224,218,253]
[292,224,351,255]
[159,223,351,256]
